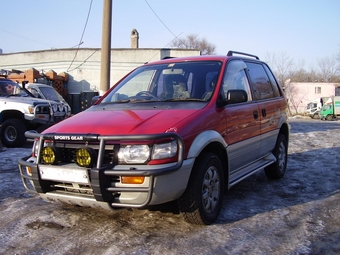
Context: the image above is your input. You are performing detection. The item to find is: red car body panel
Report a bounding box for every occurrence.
[18,52,289,225]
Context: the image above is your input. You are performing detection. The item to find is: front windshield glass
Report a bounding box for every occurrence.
[39,87,61,101]
[0,80,29,97]
[322,105,331,110]
[101,61,222,103]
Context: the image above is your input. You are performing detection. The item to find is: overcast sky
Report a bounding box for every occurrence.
[1,0,339,70]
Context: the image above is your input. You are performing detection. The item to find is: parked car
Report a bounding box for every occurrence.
[26,83,71,117]
[0,79,70,147]
[19,51,289,224]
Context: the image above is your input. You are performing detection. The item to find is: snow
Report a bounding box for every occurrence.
[1,117,340,254]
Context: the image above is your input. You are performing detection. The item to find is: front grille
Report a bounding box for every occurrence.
[54,183,94,195]
[49,174,120,197]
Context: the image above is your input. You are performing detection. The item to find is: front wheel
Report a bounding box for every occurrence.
[326,115,333,121]
[178,153,224,225]
[265,134,288,179]
[0,118,27,148]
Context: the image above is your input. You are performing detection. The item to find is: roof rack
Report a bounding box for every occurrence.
[227,51,259,60]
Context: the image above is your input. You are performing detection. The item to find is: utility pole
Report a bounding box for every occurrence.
[99,0,112,95]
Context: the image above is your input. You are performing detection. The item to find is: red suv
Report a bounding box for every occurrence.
[19,51,289,225]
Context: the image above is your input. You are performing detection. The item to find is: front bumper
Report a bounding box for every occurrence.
[18,132,191,210]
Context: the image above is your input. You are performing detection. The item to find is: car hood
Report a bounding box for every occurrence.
[43,107,200,135]
[0,96,59,105]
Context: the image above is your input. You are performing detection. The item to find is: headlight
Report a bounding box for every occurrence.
[32,139,39,157]
[152,141,177,160]
[118,145,150,164]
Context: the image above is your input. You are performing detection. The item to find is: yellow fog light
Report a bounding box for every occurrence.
[121,176,145,184]
[76,148,96,168]
[41,146,58,165]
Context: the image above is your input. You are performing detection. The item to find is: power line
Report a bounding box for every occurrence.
[144,0,185,44]
[67,49,99,72]
[67,0,93,72]
[146,32,183,63]
[0,28,53,49]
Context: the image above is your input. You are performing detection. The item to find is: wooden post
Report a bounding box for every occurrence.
[100,0,112,95]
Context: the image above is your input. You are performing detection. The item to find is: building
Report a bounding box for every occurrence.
[0,30,200,112]
[0,48,200,94]
[285,82,340,114]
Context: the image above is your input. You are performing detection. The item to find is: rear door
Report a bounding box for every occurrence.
[245,62,284,156]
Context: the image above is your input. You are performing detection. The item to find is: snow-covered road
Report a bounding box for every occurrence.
[1,117,340,255]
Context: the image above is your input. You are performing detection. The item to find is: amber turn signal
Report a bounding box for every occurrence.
[121,176,145,184]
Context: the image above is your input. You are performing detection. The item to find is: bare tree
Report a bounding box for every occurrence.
[170,34,216,55]
[317,56,339,82]
[290,59,308,82]
[285,82,307,115]
[265,52,294,87]
[336,48,340,68]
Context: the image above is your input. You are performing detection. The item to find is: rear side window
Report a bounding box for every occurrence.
[246,62,274,100]
[263,64,281,97]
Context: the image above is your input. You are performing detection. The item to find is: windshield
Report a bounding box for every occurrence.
[0,80,29,97]
[38,87,63,101]
[307,103,317,109]
[322,105,331,110]
[101,61,222,103]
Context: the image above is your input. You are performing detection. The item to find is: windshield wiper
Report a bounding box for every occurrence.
[6,94,20,98]
[116,99,131,103]
[161,98,206,102]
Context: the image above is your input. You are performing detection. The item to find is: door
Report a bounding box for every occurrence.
[221,60,261,173]
[245,62,284,156]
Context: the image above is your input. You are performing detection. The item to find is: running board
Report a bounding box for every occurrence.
[229,154,276,187]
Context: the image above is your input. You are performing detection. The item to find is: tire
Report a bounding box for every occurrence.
[265,134,287,179]
[326,115,333,121]
[0,118,27,148]
[178,153,224,225]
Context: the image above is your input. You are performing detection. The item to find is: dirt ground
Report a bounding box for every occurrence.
[0,117,340,255]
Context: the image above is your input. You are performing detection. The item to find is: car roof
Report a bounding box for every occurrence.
[0,78,17,83]
[144,54,264,66]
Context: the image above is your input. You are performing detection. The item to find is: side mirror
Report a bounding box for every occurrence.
[217,89,248,107]
[91,95,101,105]
[226,90,248,104]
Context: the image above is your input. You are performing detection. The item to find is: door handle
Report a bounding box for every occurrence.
[262,109,266,117]
[253,110,258,119]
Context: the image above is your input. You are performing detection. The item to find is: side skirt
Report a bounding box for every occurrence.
[229,153,276,188]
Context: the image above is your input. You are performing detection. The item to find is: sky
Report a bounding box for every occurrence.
[0,0,339,70]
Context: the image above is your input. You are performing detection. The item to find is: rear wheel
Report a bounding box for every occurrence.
[178,153,224,225]
[0,118,27,147]
[265,134,287,179]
